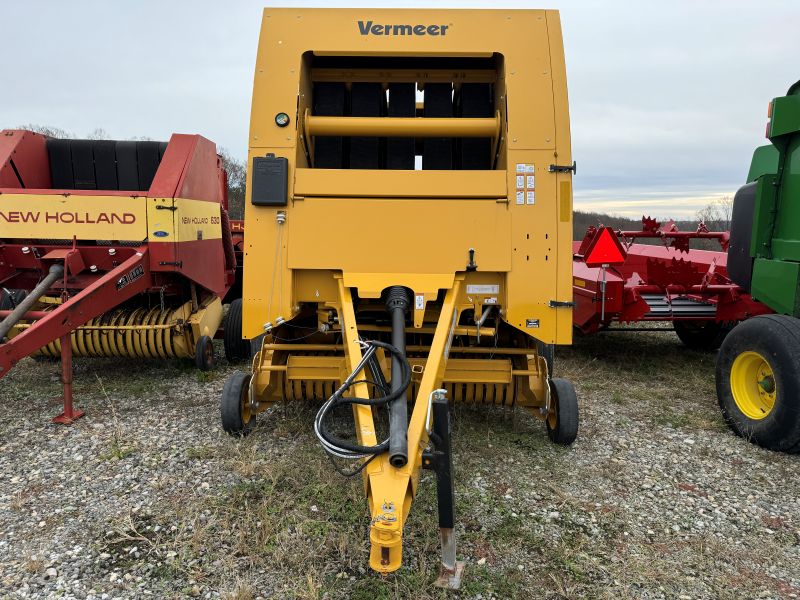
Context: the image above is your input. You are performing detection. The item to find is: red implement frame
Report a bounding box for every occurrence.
[573,218,772,334]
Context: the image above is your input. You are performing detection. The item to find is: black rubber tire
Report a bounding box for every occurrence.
[0,289,27,310]
[674,320,733,351]
[223,298,252,362]
[546,378,579,445]
[194,335,215,371]
[221,371,255,436]
[716,315,800,453]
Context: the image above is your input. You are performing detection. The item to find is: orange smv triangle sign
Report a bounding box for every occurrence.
[584,226,627,267]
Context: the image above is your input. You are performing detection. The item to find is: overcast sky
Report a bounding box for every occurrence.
[2,1,797,218]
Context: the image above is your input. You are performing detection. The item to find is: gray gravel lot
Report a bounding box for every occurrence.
[0,331,798,599]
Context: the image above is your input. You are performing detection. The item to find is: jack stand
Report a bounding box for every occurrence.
[423,390,465,589]
[52,334,84,424]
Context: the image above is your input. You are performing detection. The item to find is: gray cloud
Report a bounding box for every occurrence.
[2,0,797,217]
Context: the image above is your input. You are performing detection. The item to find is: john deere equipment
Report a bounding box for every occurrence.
[0,129,238,421]
[222,8,576,585]
[718,80,800,452]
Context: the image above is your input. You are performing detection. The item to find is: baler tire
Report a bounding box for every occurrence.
[546,378,579,445]
[674,320,733,351]
[221,371,255,436]
[0,289,27,310]
[195,335,215,371]
[716,315,800,453]
[223,298,251,362]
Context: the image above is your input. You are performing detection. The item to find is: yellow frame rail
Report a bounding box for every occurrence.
[335,275,463,572]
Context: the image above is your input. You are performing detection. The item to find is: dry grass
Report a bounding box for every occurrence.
[1,332,798,598]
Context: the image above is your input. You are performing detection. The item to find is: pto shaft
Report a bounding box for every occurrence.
[0,264,64,342]
[386,286,410,468]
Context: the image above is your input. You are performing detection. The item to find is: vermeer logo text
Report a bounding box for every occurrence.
[358,21,449,36]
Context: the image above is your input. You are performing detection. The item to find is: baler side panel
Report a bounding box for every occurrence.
[0,130,51,189]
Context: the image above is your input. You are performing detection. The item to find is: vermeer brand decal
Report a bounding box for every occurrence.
[0,210,136,224]
[357,20,449,36]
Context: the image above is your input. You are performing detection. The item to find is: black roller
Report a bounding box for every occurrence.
[313,82,347,168]
[349,82,384,169]
[458,83,493,170]
[93,140,118,189]
[115,141,139,190]
[46,139,74,189]
[387,83,416,170]
[70,140,96,190]
[422,83,453,170]
[136,141,161,191]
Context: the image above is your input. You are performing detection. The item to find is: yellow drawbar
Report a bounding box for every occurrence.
[222,8,577,586]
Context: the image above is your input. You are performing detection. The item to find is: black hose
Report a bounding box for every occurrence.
[316,339,411,458]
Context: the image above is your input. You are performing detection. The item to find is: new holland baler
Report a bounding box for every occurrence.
[0,129,237,420]
[221,8,576,586]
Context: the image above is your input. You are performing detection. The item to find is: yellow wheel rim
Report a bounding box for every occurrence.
[240,381,252,424]
[730,351,776,420]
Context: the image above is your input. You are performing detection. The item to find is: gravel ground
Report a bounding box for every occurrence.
[0,331,798,599]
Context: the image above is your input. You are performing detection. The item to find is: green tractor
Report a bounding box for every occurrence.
[718,80,800,452]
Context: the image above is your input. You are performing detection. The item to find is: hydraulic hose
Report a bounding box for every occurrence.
[314,339,411,469]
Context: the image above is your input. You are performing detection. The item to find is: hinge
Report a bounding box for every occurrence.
[548,300,575,308]
[548,161,577,175]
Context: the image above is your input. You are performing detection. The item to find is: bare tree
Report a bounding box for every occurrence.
[16,124,72,138]
[696,195,733,232]
[86,128,109,140]
[219,149,246,219]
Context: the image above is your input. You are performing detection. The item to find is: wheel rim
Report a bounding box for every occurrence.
[240,381,252,424]
[547,391,558,429]
[204,341,213,365]
[730,351,776,420]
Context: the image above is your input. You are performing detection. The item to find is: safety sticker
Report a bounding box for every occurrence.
[515,163,527,173]
[526,175,535,189]
[467,284,500,294]
[415,294,424,310]
[516,163,535,174]
[526,318,540,328]
[116,265,145,291]
[525,164,535,173]
[484,297,498,304]
[526,191,535,205]
[516,191,525,205]
[516,175,525,189]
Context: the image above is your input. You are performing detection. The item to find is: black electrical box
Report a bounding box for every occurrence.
[251,155,288,206]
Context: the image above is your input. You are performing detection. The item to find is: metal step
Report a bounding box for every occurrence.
[641,293,717,318]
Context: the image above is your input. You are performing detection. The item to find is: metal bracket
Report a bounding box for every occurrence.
[548,161,577,175]
[548,300,576,308]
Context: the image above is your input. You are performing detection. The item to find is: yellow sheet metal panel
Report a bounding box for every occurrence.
[294,169,507,199]
[288,198,511,273]
[0,193,147,241]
